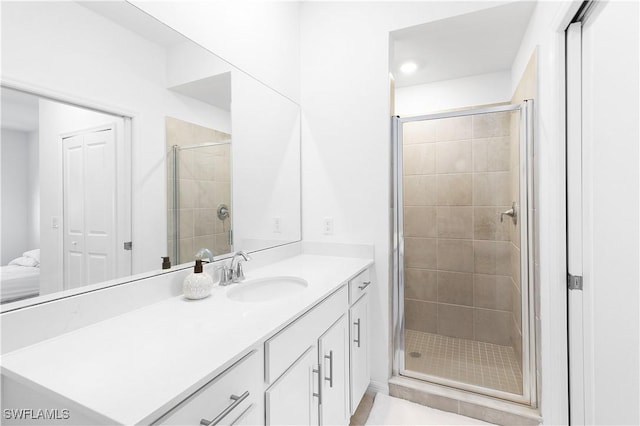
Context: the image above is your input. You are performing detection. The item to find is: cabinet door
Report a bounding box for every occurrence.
[266,345,319,426]
[349,294,369,414]
[318,315,350,426]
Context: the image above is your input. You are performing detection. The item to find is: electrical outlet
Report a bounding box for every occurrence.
[273,217,281,233]
[323,217,334,235]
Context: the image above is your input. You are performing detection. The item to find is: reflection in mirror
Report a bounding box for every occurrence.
[1,87,132,304]
[166,117,232,263]
[0,1,301,308]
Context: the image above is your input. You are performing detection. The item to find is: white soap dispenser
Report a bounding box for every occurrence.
[182,259,213,300]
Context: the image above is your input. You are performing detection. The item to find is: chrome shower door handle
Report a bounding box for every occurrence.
[500,202,518,225]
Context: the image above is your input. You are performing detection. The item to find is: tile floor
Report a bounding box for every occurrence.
[363,393,493,425]
[404,330,523,395]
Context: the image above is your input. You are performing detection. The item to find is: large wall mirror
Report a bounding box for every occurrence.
[0,1,301,308]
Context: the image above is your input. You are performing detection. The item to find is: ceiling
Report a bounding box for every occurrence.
[391,1,536,88]
[78,1,186,48]
[169,72,232,111]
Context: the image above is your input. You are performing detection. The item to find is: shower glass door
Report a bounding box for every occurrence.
[393,102,535,405]
[169,141,233,264]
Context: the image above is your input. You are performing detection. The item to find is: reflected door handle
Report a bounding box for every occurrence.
[500,202,518,225]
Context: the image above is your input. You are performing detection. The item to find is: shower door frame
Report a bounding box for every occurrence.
[391,101,537,406]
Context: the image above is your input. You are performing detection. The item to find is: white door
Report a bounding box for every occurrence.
[319,315,349,426]
[567,2,640,424]
[349,294,369,414]
[63,126,117,288]
[265,345,320,426]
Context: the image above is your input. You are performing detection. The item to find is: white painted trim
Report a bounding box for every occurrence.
[566,21,586,426]
[367,380,389,395]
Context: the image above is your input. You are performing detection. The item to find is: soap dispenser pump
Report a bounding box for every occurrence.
[182,259,213,300]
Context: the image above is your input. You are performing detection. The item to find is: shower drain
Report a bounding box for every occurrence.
[409,351,422,358]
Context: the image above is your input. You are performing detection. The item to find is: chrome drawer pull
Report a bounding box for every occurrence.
[358,281,371,290]
[324,350,334,388]
[354,319,361,348]
[200,391,250,426]
[312,365,322,404]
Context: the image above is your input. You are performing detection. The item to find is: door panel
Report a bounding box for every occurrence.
[568,2,640,424]
[350,294,369,414]
[62,126,116,288]
[266,345,319,426]
[319,315,349,426]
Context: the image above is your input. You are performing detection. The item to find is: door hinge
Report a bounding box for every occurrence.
[124,241,132,251]
[568,273,583,290]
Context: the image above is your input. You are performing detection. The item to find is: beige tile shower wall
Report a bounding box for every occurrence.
[166,117,232,264]
[403,110,516,346]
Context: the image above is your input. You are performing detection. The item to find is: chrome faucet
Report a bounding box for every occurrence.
[218,251,252,286]
[230,251,251,283]
[195,248,214,263]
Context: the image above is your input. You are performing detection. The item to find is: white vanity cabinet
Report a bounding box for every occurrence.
[265,286,351,426]
[265,345,319,426]
[348,269,371,414]
[0,258,374,426]
[154,349,263,426]
[318,315,350,426]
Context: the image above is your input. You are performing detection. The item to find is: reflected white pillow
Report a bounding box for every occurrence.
[9,256,39,267]
[22,249,40,263]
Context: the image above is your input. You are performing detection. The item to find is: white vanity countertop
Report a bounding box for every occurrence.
[0,254,373,425]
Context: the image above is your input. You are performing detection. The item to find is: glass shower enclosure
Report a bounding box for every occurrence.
[169,141,233,265]
[392,101,536,405]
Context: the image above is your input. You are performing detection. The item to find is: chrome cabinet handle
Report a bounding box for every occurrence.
[312,364,322,404]
[358,281,371,290]
[200,391,250,426]
[354,319,361,348]
[324,350,334,388]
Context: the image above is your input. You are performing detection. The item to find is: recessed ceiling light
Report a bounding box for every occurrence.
[400,62,418,74]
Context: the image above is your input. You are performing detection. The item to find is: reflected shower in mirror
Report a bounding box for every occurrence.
[166,117,233,264]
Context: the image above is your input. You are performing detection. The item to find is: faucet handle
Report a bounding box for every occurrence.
[234,262,246,282]
[216,265,233,286]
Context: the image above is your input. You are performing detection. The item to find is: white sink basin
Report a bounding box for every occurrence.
[226,276,308,303]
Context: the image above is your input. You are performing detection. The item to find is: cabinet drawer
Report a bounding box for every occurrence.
[265,285,348,384]
[156,349,262,425]
[348,269,371,304]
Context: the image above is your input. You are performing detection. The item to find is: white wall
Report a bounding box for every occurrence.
[26,131,39,250]
[299,0,512,393]
[232,72,301,251]
[510,1,575,423]
[1,129,30,264]
[2,1,232,278]
[395,70,512,116]
[130,1,301,104]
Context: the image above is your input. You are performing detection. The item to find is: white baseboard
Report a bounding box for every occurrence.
[368,380,389,395]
